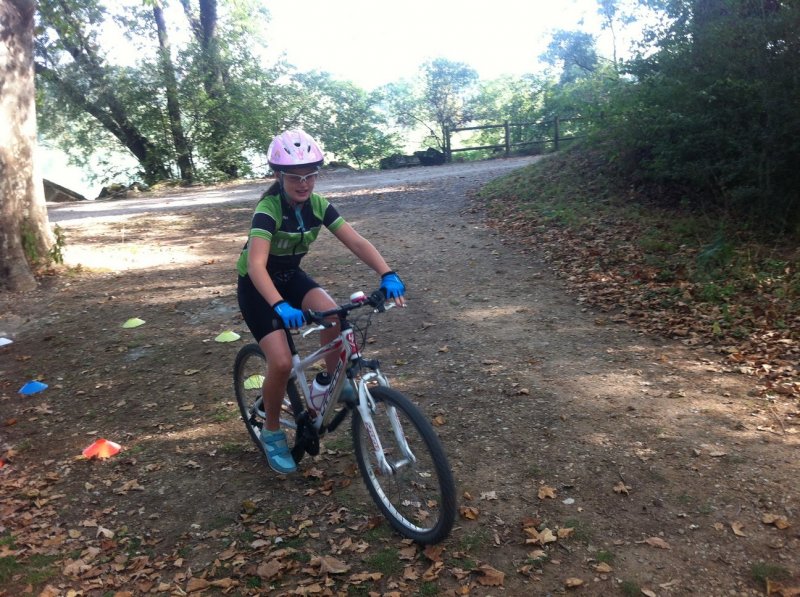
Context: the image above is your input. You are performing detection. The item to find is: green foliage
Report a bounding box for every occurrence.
[48,225,66,265]
[542,30,599,85]
[289,72,401,169]
[0,555,20,584]
[20,222,39,264]
[619,580,641,596]
[363,548,403,577]
[602,0,800,233]
[0,550,58,587]
[377,58,480,152]
[751,561,790,585]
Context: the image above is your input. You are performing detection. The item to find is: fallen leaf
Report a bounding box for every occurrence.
[565,577,584,588]
[641,537,671,550]
[459,506,479,520]
[423,545,444,562]
[613,481,631,495]
[731,521,747,537]
[538,485,557,499]
[476,564,505,586]
[557,527,575,539]
[524,527,557,546]
[432,415,446,426]
[349,572,382,583]
[313,555,350,574]
[256,558,284,579]
[762,513,792,529]
[399,546,417,560]
[766,579,800,596]
[422,561,444,581]
[594,562,613,573]
[528,549,547,560]
[403,566,419,580]
[186,577,210,592]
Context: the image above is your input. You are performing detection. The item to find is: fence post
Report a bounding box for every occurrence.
[553,116,560,152]
[504,120,510,157]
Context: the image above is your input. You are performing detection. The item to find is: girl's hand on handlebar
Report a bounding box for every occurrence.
[273,300,306,329]
[380,271,406,307]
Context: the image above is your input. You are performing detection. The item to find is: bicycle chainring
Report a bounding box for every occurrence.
[292,415,320,461]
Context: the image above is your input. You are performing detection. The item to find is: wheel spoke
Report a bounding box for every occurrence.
[353,386,455,544]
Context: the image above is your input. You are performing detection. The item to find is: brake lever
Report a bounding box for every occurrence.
[301,320,336,338]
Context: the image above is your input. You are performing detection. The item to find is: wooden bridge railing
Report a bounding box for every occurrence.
[443,117,585,162]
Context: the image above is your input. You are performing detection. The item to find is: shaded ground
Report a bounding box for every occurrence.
[1,158,798,596]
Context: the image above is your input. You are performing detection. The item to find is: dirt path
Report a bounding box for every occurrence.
[1,159,798,596]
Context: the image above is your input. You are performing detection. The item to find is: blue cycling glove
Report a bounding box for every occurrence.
[380,271,405,300]
[273,300,305,329]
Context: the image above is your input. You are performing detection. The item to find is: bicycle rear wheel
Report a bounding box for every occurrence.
[232,343,308,463]
[352,386,456,544]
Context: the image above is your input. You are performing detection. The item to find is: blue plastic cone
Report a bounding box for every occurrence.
[19,381,48,395]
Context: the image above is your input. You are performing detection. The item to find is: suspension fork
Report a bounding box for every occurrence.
[356,372,416,474]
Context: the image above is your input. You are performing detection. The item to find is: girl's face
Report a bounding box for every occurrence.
[280,167,319,203]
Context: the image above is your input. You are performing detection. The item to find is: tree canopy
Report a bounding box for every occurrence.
[29,0,800,234]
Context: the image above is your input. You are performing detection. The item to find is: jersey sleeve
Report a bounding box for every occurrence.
[316,195,345,232]
[249,197,280,241]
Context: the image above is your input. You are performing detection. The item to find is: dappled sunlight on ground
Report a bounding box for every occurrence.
[324,185,420,199]
[458,304,527,321]
[63,241,205,272]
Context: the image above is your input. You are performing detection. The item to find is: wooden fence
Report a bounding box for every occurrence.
[443,117,584,162]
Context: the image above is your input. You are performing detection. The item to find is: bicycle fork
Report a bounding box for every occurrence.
[357,373,417,475]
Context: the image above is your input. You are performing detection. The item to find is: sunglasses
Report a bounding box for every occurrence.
[281,169,320,184]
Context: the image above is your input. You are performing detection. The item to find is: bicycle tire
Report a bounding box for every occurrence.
[351,386,456,544]
[232,343,307,463]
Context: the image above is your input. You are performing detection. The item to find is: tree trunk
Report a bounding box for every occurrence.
[153,2,194,183]
[0,0,53,292]
[181,0,239,178]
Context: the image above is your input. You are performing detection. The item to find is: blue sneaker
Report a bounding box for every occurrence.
[260,429,296,474]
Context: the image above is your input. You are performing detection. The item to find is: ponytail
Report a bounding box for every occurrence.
[256,179,282,207]
[265,180,281,196]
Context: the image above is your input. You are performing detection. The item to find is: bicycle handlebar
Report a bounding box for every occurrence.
[304,289,388,326]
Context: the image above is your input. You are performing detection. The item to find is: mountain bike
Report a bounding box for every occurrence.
[232,290,456,544]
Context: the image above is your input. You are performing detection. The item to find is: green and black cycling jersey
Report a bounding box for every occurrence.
[236,192,346,276]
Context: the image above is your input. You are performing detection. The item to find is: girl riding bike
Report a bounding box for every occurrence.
[236,129,405,474]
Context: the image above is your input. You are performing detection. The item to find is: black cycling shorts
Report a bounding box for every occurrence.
[237,269,320,342]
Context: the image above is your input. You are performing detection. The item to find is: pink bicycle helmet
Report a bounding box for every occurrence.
[267,129,324,171]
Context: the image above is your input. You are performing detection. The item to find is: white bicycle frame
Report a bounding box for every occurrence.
[282,314,415,476]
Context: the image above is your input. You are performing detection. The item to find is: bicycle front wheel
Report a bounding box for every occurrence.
[352,386,456,544]
[232,343,307,463]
